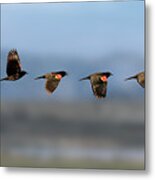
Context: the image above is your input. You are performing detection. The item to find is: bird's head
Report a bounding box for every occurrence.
[56,71,68,77]
[102,72,113,78]
[21,71,28,76]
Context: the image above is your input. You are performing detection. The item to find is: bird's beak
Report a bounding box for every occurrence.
[63,72,68,77]
[110,73,113,76]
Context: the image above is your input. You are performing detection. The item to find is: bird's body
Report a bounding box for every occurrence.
[126,72,145,88]
[0,49,27,81]
[80,72,113,98]
[35,71,67,95]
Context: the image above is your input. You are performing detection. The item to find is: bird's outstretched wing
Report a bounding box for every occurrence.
[91,82,107,98]
[138,72,145,88]
[6,50,22,76]
[45,77,60,94]
[125,72,145,88]
[138,78,145,88]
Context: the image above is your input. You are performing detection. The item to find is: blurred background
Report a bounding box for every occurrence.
[0,1,144,169]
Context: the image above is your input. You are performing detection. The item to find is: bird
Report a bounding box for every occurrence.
[125,71,145,88]
[0,49,28,81]
[80,72,113,98]
[35,71,68,95]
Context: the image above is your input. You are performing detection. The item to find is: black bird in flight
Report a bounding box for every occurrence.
[0,49,28,81]
[125,72,145,88]
[80,72,113,98]
[35,71,68,95]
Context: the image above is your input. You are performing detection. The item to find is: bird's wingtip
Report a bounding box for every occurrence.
[34,75,45,80]
[45,89,52,95]
[79,76,90,81]
[124,78,129,81]
[125,76,135,81]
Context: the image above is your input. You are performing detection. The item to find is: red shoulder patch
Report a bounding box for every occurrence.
[100,76,107,82]
[55,74,62,80]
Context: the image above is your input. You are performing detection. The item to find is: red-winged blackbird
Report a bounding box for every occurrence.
[125,72,145,88]
[35,71,68,95]
[0,49,28,81]
[80,72,113,98]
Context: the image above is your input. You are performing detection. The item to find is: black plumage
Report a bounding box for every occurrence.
[35,71,67,95]
[80,72,113,98]
[125,72,145,88]
[0,49,27,81]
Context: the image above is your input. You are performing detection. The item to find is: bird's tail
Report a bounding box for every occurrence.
[79,76,90,81]
[34,75,46,80]
[125,75,137,81]
[0,77,9,81]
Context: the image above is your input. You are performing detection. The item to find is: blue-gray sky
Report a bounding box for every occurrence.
[1,1,144,101]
